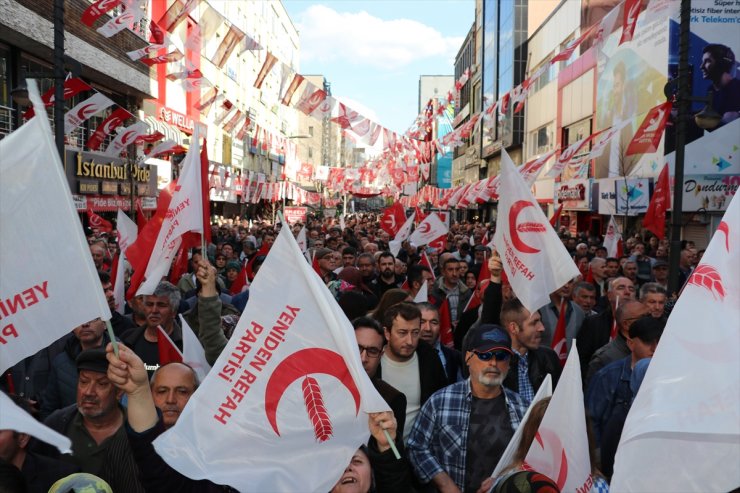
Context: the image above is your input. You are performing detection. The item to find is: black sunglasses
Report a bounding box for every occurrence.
[472,350,511,362]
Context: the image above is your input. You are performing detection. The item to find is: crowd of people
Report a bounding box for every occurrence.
[1,210,698,493]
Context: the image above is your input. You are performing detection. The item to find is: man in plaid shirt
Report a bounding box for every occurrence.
[407,325,528,493]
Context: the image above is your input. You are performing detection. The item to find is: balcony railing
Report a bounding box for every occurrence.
[0,105,14,139]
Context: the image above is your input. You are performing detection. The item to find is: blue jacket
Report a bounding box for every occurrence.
[585,356,633,446]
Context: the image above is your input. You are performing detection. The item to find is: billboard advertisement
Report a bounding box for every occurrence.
[664,0,740,211]
[592,0,675,179]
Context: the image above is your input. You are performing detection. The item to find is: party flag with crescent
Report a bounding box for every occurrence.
[523,346,592,492]
[611,194,740,492]
[493,149,580,314]
[408,212,449,247]
[153,222,389,492]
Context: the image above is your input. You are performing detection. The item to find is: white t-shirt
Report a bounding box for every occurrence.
[381,351,421,441]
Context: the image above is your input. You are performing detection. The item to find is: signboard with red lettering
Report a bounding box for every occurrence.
[283,206,307,224]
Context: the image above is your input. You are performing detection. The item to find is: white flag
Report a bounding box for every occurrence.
[179,315,212,382]
[114,209,138,314]
[389,212,415,257]
[97,0,144,38]
[64,92,115,134]
[0,391,71,454]
[147,139,179,159]
[0,80,111,373]
[413,281,428,303]
[524,346,592,492]
[104,122,149,157]
[409,212,447,247]
[603,216,622,258]
[491,374,553,478]
[153,225,389,492]
[492,149,580,314]
[137,126,203,295]
[611,194,740,492]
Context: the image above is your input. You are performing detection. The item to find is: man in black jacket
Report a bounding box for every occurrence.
[417,302,463,385]
[376,302,448,442]
[500,298,561,405]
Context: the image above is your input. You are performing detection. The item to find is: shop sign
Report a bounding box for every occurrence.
[682,174,739,212]
[556,179,591,210]
[159,106,195,134]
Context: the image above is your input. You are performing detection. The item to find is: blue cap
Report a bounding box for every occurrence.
[464,324,513,353]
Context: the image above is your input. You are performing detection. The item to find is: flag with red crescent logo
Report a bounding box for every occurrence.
[0,80,111,374]
[152,222,389,492]
[137,126,204,295]
[409,212,448,247]
[380,202,406,236]
[86,207,113,234]
[103,121,149,157]
[524,347,591,491]
[24,77,92,119]
[81,0,122,26]
[113,209,137,314]
[626,102,672,156]
[389,212,415,257]
[294,84,327,116]
[146,139,179,158]
[97,0,144,38]
[641,163,670,240]
[612,193,740,492]
[86,107,132,151]
[63,92,115,134]
[493,150,580,314]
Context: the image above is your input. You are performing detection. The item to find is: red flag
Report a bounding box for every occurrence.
[81,0,122,26]
[86,207,113,233]
[86,107,132,150]
[201,139,212,245]
[229,263,249,295]
[126,183,175,299]
[169,243,190,285]
[428,235,447,252]
[438,298,454,347]
[245,243,270,282]
[551,299,568,366]
[135,131,165,144]
[157,326,183,365]
[109,252,120,287]
[619,0,642,45]
[549,204,564,227]
[477,254,491,285]
[24,77,93,118]
[585,265,594,284]
[414,206,428,224]
[281,74,305,106]
[380,203,406,236]
[462,290,481,313]
[642,164,670,240]
[626,102,672,156]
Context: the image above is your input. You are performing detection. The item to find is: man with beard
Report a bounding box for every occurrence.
[41,349,144,492]
[377,303,447,441]
[374,252,403,297]
[407,325,527,493]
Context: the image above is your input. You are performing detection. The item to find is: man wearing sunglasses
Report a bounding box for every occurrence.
[407,325,528,493]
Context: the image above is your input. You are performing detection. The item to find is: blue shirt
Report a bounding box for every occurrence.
[513,349,535,405]
[585,356,633,445]
[407,379,528,489]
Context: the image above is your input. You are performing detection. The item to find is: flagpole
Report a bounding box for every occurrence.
[105,320,119,357]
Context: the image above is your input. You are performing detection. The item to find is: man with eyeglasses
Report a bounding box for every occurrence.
[352,316,407,443]
[407,325,527,493]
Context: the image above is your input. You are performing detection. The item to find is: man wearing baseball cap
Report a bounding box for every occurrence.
[407,324,528,493]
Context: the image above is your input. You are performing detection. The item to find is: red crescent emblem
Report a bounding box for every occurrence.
[89,215,102,227]
[103,117,122,134]
[717,221,730,252]
[77,104,98,120]
[523,428,569,489]
[418,222,431,234]
[509,200,542,254]
[687,264,726,300]
[121,130,137,144]
[265,348,360,442]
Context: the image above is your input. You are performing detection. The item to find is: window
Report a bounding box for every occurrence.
[308,148,313,158]
[308,126,314,136]
[529,124,554,156]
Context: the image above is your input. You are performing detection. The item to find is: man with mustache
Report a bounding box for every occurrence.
[407,325,527,493]
[40,348,144,492]
[149,362,199,428]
